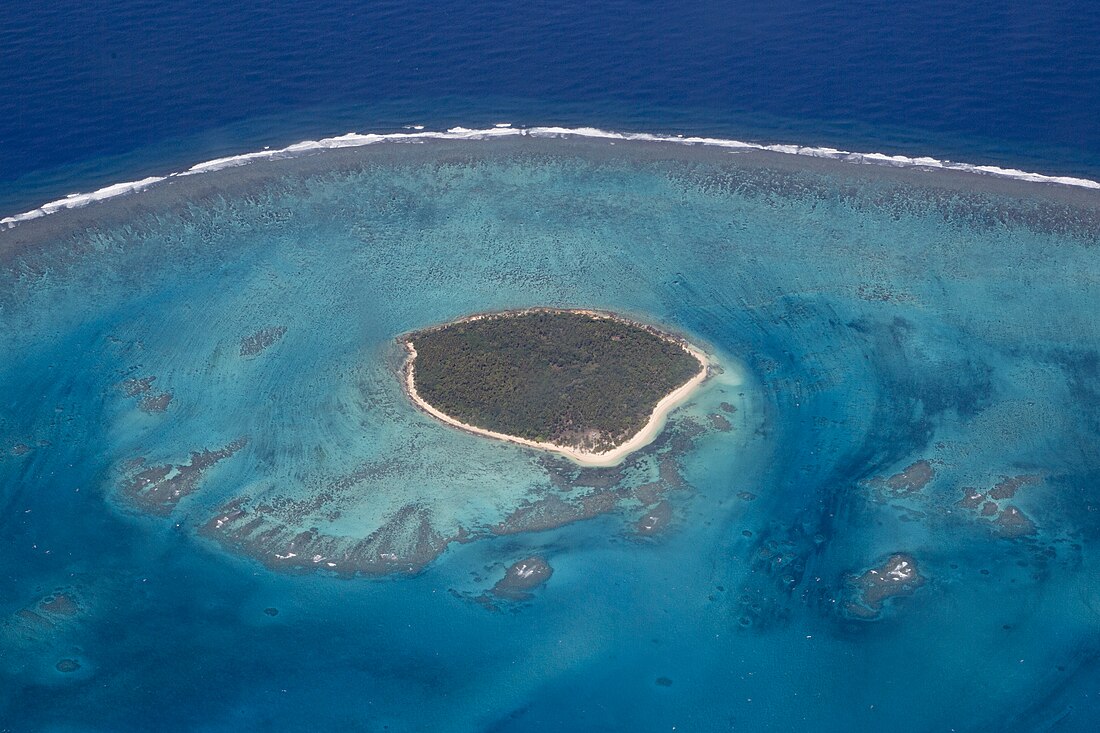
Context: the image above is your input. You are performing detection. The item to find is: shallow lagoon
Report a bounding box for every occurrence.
[1,137,1098,731]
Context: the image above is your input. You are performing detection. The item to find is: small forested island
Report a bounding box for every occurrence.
[402,309,708,465]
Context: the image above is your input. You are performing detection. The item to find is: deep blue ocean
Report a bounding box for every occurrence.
[2,2,1100,732]
[3,0,1100,214]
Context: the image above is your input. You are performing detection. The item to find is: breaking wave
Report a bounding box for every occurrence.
[4,124,1098,230]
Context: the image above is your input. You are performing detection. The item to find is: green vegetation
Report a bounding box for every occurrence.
[408,310,702,452]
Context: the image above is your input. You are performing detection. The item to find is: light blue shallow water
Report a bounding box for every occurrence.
[1,139,1098,731]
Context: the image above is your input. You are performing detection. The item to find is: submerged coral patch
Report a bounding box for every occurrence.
[842,554,925,620]
[118,439,248,516]
[240,326,288,357]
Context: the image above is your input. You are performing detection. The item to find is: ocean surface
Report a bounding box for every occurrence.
[2,3,1100,732]
[3,0,1100,215]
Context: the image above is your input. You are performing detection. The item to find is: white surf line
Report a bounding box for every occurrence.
[402,328,710,468]
[4,124,1099,230]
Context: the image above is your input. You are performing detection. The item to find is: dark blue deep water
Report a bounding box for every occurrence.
[2,0,1100,214]
[2,3,1100,733]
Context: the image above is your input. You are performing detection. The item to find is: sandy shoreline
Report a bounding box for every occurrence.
[401,310,710,468]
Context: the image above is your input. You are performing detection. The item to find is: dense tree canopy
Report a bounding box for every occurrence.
[408,310,702,451]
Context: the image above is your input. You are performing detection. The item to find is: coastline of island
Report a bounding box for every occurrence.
[400,309,710,468]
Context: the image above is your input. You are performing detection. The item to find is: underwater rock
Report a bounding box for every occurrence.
[869,460,934,498]
[203,499,461,576]
[958,487,986,509]
[118,437,248,516]
[118,374,172,413]
[55,659,81,673]
[38,593,79,617]
[843,553,924,620]
[1,588,85,649]
[196,419,701,579]
[955,474,1042,539]
[493,488,628,536]
[491,556,553,600]
[709,414,732,431]
[138,392,173,413]
[240,326,287,357]
[989,475,1041,500]
[995,505,1037,538]
[657,454,687,489]
[120,376,156,396]
[635,500,672,535]
[632,480,664,506]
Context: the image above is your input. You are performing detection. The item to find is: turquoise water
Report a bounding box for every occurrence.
[2,139,1099,731]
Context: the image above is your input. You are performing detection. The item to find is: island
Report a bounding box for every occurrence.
[402,309,709,466]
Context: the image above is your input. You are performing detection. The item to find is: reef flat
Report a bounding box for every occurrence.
[403,309,707,465]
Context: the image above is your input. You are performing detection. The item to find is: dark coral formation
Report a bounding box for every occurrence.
[469,556,555,609]
[119,374,172,413]
[995,505,1038,538]
[38,593,79,616]
[495,449,690,538]
[138,392,173,413]
[843,553,924,620]
[956,474,1041,538]
[868,459,935,498]
[120,376,156,396]
[635,500,672,535]
[118,438,248,516]
[484,424,704,539]
[202,416,710,578]
[709,413,732,431]
[490,556,554,600]
[958,488,985,510]
[988,475,1041,500]
[202,500,462,575]
[109,376,722,579]
[240,326,288,357]
[2,588,84,645]
[493,489,629,536]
